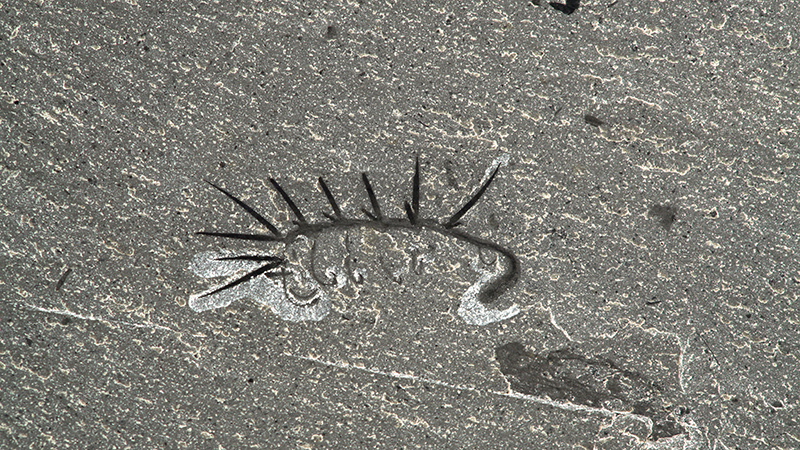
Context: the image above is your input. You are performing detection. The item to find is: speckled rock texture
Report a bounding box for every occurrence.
[2,1,798,448]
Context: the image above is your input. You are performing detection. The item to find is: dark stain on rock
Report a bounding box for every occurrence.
[325,25,338,40]
[494,342,684,441]
[550,0,579,14]
[584,114,604,127]
[648,204,678,231]
[55,267,72,291]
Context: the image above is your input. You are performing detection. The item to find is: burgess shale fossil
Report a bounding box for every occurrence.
[189,157,520,325]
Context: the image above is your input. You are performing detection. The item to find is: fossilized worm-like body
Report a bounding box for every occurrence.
[189,158,520,325]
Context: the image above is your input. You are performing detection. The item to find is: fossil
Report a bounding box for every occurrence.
[189,157,520,325]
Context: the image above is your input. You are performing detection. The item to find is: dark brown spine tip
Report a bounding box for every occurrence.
[199,260,283,298]
[196,231,279,242]
[318,176,343,219]
[269,178,307,225]
[444,164,501,228]
[361,172,383,221]
[404,201,417,225]
[205,180,281,237]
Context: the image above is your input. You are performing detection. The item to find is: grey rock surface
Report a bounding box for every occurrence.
[2,1,798,448]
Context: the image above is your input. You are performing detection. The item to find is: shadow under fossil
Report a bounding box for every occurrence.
[495,342,686,441]
[189,157,520,326]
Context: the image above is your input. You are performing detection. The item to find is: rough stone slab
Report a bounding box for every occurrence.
[2,1,798,448]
